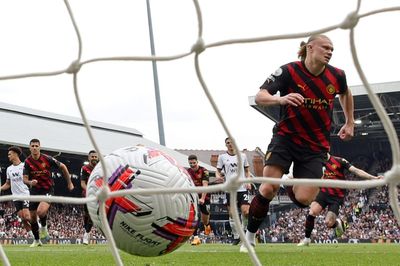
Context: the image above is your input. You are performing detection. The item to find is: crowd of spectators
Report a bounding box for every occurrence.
[264,155,400,243]
[0,154,398,244]
[265,186,400,243]
[0,203,105,240]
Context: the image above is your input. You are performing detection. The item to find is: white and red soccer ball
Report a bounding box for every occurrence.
[86,145,198,256]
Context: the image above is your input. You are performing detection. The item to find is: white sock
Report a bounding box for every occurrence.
[245,231,256,245]
[241,214,248,231]
[229,218,239,239]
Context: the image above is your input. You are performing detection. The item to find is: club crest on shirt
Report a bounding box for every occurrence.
[326,84,335,94]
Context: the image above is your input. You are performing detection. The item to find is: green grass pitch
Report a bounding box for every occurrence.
[3,243,400,265]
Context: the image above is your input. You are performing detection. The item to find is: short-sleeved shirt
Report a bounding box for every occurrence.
[217,152,249,192]
[23,154,61,190]
[6,162,30,197]
[187,166,210,200]
[320,156,352,198]
[261,61,348,152]
[80,164,95,196]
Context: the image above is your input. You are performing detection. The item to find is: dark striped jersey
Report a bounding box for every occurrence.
[80,164,95,196]
[187,166,210,200]
[80,164,94,184]
[23,154,62,190]
[261,61,348,152]
[320,156,352,198]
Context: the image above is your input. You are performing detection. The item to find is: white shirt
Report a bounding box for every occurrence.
[217,152,249,192]
[6,162,30,197]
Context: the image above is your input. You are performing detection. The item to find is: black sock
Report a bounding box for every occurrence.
[247,194,270,233]
[305,215,315,238]
[39,216,47,227]
[31,222,40,240]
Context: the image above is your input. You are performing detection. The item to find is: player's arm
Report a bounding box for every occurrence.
[0,180,11,192]
[215,168,224,183]
[81,179,87,191]
[80,168,88,191]
[244,166,253,190]
[22,163,37,188]
[23,174,37,188]
[255,89,304,107]
[338,88,354,141]
[244,167,250,178]
[215,155,225,183]
[59,163,74,191]
[200,169,209,204]
[200,180,208,202]
[348,165,382,180]
[256,66,303,107]
[243,154,252,189]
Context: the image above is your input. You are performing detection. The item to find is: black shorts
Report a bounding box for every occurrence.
[14,200,29,212]
[29,187,54,211]
[198,201,211,216]
[314,191,344,215]
[265,135,327,179]
[226,191,250,209]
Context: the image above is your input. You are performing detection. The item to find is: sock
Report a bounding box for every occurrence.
[245,231,256,245]
[305,215,315,238]
[31,222,40,240]
[247,194,270,233]
[229,218,239,239]
[39,216,47,228]
[241,213,248,231]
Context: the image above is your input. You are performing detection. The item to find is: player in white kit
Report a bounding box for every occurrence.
[0,146,33,239]
[216,137,251,245]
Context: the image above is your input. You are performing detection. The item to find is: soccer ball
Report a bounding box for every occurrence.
[86,145,198,256]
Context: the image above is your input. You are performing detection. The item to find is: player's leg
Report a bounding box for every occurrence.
[191,203,202,245]
[292,186,319,206]
[201,201,212,235]
[241,137,292,252]
[16,200,33,238]
[248,135,294,230]
[83,204,93,245]
[238,193,251,252]
[226,200,240,245]
[240,165,283,253]
[239,191,250,232]
[29,202,42,247]
[291,151,326,206]
[37,201,51,240]
[298,199,324,246]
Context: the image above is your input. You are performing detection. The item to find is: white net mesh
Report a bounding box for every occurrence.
[0,1,399,265]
